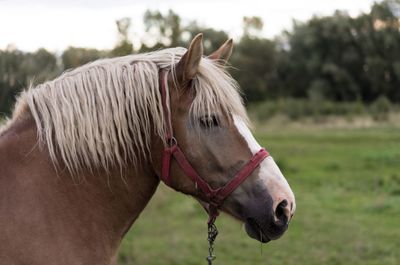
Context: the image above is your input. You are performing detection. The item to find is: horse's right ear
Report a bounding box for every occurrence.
[175,33,203,85]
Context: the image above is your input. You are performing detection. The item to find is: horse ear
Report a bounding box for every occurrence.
[208,38,233,64]
[175,33,203,84]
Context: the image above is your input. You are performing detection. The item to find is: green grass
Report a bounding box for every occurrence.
[118,127,400,265]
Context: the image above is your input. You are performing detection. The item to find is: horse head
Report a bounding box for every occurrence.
[152,34,296,243]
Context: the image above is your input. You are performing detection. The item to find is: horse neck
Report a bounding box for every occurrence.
[0,112,160,263]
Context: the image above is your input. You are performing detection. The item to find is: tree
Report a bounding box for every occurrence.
[111,17,134,56]
[182,22,229,54]
[0,48,59,116]
[62,47,107,70]
[273,1,400,102]
[243,16,263,37]
[231,23,278,102]
[141,10,181,51]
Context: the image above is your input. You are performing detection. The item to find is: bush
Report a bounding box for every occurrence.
[249,97,396,122]
[369,96,392,121]
[248,101,277,121]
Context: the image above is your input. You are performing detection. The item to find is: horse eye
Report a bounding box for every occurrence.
[199,115,219,128]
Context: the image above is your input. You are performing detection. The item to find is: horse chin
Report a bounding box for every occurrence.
[244,219,271,243]
[194,198,272,244]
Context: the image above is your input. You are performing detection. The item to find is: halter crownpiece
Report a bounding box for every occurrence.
[159,70,270,264]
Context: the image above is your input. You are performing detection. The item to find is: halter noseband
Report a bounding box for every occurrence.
[159,70,270,223]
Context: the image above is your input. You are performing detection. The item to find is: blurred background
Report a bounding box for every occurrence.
[1,0,399,264]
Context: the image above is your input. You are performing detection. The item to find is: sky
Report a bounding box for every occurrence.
[0,0,378,52]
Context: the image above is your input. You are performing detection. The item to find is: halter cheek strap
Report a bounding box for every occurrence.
[159,70,269,222]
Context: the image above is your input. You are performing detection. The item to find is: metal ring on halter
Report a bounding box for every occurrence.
[167,137,177,147]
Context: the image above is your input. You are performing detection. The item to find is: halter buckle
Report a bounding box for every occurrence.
[166,137,177,147]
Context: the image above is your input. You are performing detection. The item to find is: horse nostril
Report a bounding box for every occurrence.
[275,199,290,226]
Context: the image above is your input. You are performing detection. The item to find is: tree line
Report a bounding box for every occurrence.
[0,0,399,116]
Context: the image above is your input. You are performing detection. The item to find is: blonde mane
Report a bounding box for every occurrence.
[9,47,248,174]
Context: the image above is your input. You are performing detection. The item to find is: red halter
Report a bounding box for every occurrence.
[159,70,269,223]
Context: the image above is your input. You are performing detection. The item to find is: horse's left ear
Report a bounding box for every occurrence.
[175,33,204,85]
[208,38,233,64]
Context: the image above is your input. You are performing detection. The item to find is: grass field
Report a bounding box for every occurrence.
[118,126,400,265]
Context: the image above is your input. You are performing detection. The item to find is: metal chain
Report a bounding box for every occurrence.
[206,221,219,265]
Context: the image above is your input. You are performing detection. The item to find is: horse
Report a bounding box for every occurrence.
[0,34,295,265]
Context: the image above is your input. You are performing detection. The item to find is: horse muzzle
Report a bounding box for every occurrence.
[243,198,292,243]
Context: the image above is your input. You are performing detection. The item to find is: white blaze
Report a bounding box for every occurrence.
[233,116,296,215]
